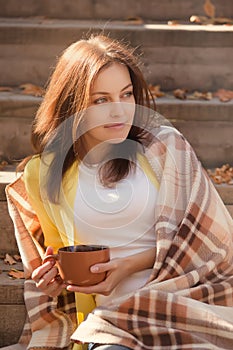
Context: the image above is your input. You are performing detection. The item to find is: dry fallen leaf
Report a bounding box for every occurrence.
[168,20,180,26]
[0,86,13,92]
[208,164,233,184]
[148,84,165,98]
[124,16,144,25]
[8,269,25,279]
[190,15,233,25]
[187,91,213,100]
[173,89,187,100]
[0,160,9,170]
[214,17,233,25]
[214,89,233,102]
[4,253,17,265]
[13,254,22,262]
[190,15,214,25]
[204,0,216,18]
[19,83,45,97]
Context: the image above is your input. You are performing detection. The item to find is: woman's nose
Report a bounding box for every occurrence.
[110,102,124,118]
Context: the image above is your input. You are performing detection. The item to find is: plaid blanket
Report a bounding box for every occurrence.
[71,127,233,349]
[6,176,77,349]
[6,126,233,349]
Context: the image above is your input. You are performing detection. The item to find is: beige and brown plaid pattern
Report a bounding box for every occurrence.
[71,128,233,349]
[6,177,77,349]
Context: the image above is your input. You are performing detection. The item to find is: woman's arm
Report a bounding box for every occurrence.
[122,247,156,275]
[67,247,156,295]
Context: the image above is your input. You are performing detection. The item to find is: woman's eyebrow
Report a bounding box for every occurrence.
[91,83,133,96]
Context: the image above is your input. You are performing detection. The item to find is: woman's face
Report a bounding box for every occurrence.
[81,63,136,154]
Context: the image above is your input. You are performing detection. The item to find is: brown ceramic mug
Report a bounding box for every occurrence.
[43,244,110,286]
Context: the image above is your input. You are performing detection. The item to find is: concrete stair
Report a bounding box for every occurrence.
[0,259,25,348]
[0,18,233,91]
[1,91,233,168]
[0,0,233,21]
[0,167,25,347]
[0,0,233,347]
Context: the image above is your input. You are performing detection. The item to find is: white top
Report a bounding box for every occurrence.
[74,161,157,305]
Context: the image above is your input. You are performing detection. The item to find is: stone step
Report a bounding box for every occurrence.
[1,91,233,168]
[0,18,233,91]
[0,259,26,347]
[0,0,232,21]
[0,166,20,255]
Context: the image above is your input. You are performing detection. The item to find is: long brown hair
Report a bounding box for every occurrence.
[27,34,156,202]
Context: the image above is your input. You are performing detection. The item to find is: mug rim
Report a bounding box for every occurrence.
[58,244,109,252]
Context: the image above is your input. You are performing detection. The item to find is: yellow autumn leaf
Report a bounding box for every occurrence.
[173,89,187,100]
[8,269,25,279]
[204,0,215,18]
[0,86,13,92]
[148,84,165,98]
[214,89,233,102]
[4,253,17,265]
[19,83,45,97]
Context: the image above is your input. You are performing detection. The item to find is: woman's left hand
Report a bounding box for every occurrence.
[66,257,129,295]
[66,247,156,295]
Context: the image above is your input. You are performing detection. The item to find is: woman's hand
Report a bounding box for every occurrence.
[31,246,66,297]
[66,257,129,296]
[66,247,156,296]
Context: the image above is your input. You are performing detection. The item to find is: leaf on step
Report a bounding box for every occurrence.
[0,160,9,170]
[190,15,233,25]
[124,16,144,25]
[190,15,205,24]
[208,164,233,184]
[13,254,22,262]
[214,89,233,102]
[8,269,25,279]
[213,17,233,25]
[148,84,165,98]
[173,89,187,100]
[187,91,213,100]
[19,83,45,97]
[4,253,17,265]
[168,20,180,26]
[190,15,214,25]
[204,0,215,18]
[0,86,13,92]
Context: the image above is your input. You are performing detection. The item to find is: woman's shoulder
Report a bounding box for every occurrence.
[147,125,186,148]
[23,155,42,190]
[152,125,183,140]
[24,155,40,176]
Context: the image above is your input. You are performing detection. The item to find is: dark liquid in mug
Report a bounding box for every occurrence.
[59,245,108,252]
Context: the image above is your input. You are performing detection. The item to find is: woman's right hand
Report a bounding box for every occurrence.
[31,246,66,297]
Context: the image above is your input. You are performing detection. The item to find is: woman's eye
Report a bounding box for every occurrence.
[122,91,133,98]
[94,97,107,104]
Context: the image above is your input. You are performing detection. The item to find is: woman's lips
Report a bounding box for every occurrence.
[104,123,125,129]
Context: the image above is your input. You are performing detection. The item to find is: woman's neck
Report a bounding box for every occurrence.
[82,143,113,165]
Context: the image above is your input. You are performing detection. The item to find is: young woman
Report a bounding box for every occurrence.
[6,35,233,350]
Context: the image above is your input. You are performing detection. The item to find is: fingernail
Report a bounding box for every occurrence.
[91,266,99,273]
